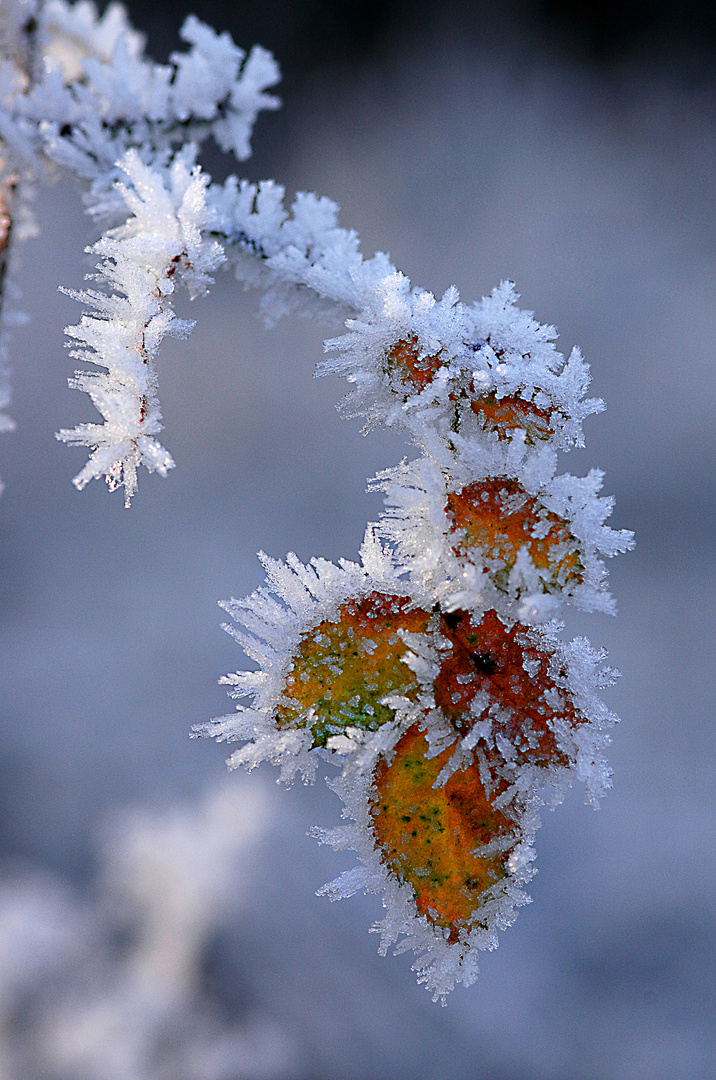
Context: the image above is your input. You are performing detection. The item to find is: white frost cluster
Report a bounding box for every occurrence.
[202,527,623,998]
[0,1,633,999]
[55,149,224,503]
[0,0,279,499]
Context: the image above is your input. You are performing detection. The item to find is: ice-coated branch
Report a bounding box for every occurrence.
[0,0,607,502]
[0,0,282,501]
[0,0,43,458]
[56,149,223,504]
[0,173,16,440]
[0,1,634,1000]
[4,4,280,194]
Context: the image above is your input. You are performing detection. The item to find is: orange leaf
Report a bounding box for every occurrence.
[470,391,553,444]
[371,724,517,941]
[383,335,443,393]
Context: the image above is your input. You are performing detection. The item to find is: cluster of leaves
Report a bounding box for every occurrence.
[0,1,632,1000]
[206,333,632,997]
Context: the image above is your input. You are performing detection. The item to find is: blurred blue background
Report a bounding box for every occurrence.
[0,2,714,1076]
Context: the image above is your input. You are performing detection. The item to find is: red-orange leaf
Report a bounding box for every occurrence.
[470,391,553,444]
[435,608,582,769]
[383,335,443,393]
[446,478,583,593]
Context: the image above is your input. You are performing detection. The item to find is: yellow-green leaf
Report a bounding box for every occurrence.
[276,593,431,747]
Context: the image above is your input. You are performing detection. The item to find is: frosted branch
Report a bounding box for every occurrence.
[55,149,224,504]
[0,1,634,998]
[0,1,42,459]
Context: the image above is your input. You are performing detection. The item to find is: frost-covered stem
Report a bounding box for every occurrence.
[0,172,15,439]
[6,6,280,215]
[55,151,224,505]
[58,252,181,506]
[0,2,633,1000]
[0,0,42,438]
[0,171,14,311]
[0,3,279,501]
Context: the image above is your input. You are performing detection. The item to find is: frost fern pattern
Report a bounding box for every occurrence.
[0,1,633,999]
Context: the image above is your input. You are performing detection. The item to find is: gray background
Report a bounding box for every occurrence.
[0,2,713,1077]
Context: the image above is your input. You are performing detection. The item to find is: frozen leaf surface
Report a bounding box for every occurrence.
[370,724,517,940]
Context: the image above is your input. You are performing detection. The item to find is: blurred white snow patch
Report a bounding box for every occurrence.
[0,780,300,1080]
[40,991,295,1080]
[100,779,269,996]
[0,868,92,1007]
